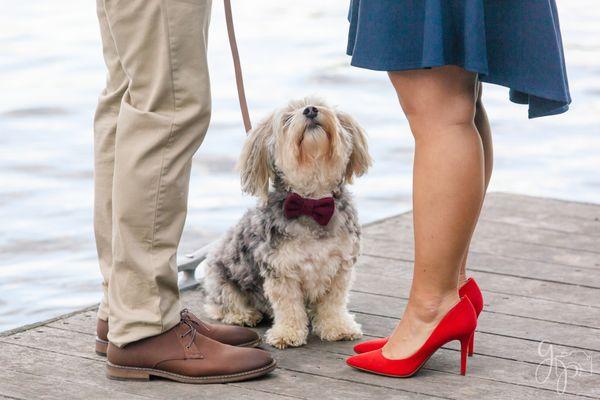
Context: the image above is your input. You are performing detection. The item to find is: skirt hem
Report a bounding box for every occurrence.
[349,56,489,76]
[348,57,570,119]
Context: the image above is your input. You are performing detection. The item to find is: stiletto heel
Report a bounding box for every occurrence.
[468,331,475,356]
[460,335,470,375]
[353,277,484,355]
[347,296,477,378]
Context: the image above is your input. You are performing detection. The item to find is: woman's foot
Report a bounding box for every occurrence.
[346,296,477,377]
[382,290,460,360]
[353,277,484,354]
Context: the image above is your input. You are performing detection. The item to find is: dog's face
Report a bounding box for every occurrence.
[239,97,372,199]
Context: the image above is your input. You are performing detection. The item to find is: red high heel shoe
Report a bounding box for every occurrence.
[346,296,477,377]
[461,278,483,355]
[353,277,484,356]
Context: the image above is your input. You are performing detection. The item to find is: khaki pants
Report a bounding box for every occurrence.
[94,0,212,347]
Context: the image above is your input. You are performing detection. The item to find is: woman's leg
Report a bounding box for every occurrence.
[458,82,493,285]
[385,66,484,359]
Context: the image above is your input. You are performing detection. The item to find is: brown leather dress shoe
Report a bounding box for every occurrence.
[95,309,260,356]
[106,313,276,383]
[182,309,261,347]
[96,318,109,356]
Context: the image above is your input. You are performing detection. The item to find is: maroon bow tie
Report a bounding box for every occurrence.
[283,192,335,226]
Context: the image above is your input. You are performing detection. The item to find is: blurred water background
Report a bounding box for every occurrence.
[0,0,598,332]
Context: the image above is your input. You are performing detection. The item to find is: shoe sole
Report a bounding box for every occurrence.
[238,337,262,348]
[348,363,425,378]
[347,354,434,378]
[347,349,469,378]
[95,337,261,357]
[106,360,277,383]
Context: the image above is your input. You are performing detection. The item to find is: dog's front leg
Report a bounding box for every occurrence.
[264,275,309,349]
[312,266,362,342]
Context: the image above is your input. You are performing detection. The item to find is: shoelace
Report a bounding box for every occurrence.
[181,308,211,332]
[179,310,200,350]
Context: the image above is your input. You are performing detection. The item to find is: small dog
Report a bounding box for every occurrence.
[203,97,372,349]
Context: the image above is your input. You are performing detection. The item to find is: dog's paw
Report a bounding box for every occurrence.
[221,309,263,327]
[265,325,308,349]
[313,315,363,342]
[204,303,225,321]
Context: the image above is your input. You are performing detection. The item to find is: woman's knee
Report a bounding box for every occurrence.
[403,93,477,143]
[390,67,478,136]
[410,94,476,130]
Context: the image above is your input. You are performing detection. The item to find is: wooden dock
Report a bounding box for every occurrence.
[1,193,599,399]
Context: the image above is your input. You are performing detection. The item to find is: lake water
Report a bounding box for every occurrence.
[0,0,598,332]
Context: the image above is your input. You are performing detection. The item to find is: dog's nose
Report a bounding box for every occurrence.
[303,106,319,120]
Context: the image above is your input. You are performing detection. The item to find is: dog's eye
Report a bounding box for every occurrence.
[283,114,293,125]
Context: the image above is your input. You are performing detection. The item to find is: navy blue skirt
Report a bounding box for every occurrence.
[347,0,571,118]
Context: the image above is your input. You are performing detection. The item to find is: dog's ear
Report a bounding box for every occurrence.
[337,111,372,183]
[238,113,274,199]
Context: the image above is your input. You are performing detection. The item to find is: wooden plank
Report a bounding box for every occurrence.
[353,287,600,345]
[312,324,600,381]
[363,218,600,270]
[364,210,600,254]
[17,292,600,398]
[3,324,594,400]
[350,290,600,353]
[0,368,154,400]
[41,272,600,390]
[231,366,444,400]
[0,341,295,400]
[36,285,600,397]
[467,269,600,309]
[352,256,600,325]
[299,338,600,399]
[46,309,97,336]
[467,239,599,270]
[479,205,600,237]
[485,193,600,221]
[0,305,98,338]
[475,218,599,253]
[271,343,593,400]
[0,329,437,400]
[3,193,599,399]
[44,298,600,378]
[361,234,600,286]
[466,252,600,289]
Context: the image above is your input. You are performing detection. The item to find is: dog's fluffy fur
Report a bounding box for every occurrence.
[203,97,372,349]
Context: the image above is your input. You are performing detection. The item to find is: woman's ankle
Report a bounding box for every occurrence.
[406,290,460,324]
[458,272,468,287]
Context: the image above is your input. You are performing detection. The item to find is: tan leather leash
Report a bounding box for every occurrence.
[224,0,252,133]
